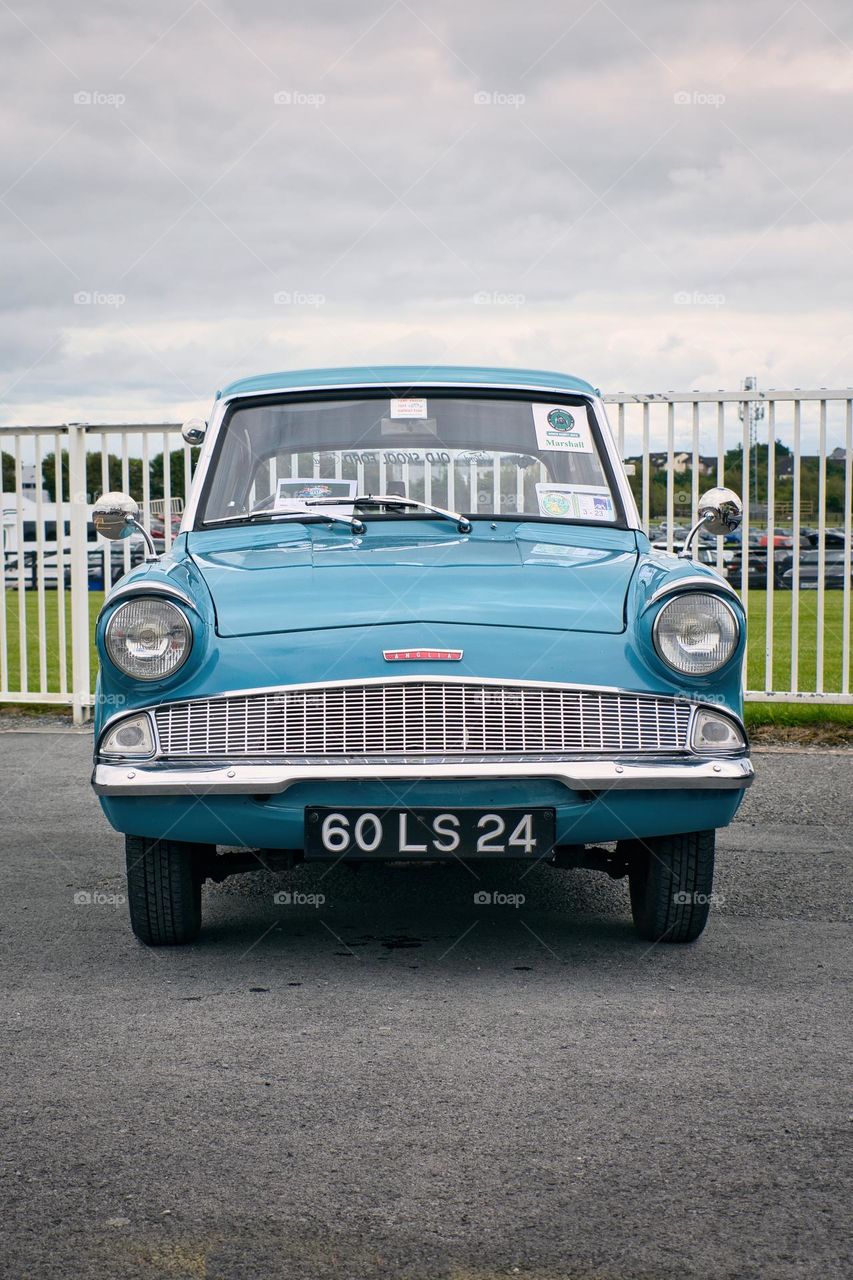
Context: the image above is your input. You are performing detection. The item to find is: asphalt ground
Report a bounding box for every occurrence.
[0,724,850,1280]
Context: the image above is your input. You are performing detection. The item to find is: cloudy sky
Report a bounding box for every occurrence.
[2,0,852,425]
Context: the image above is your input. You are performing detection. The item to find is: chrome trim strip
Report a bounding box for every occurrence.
[98,581,199,622]
[93,755,754,796]
[645,575,741,610]
[181,397,225,531]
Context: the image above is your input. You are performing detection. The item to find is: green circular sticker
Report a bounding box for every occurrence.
[546,408,575,431]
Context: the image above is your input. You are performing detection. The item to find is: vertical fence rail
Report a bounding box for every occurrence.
[67,424,91,724]
[817,400,826,693]
[840,401,845,701]
[13,438,27,693]
[0,436,6,691]
[791,400,801,694]
[54,429,68,697]
[0,395,851,712]
[844,400,852,696]
[765,402,776,693]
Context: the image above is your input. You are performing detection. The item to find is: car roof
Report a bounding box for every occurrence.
[216,365,598,400]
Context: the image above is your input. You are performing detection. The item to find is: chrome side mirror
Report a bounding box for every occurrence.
[182,417,207,445]
[696,486,743,536]
[92,492,158,561]
[679,487,742,558]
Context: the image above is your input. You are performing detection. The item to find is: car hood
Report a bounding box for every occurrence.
[186,522,640,637]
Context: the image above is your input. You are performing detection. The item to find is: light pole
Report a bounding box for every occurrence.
[738,375,765,513]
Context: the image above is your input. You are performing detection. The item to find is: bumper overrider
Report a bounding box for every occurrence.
[92,679,754,797]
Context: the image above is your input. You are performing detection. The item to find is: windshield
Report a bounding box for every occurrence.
[198,393,621,527]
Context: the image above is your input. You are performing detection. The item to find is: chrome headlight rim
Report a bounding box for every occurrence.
[104,597,193,682]
[652,591,741,677]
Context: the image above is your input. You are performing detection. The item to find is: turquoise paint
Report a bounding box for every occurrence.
[93,367,748,851]
[99,784,744,849]
[217,364,598,401]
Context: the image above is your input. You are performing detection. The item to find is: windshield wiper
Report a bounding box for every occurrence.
[305,493,472,534]
[203,509,365,534]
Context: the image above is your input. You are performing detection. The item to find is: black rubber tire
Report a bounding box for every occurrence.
[627,830,716,944]
[125,836,209,945]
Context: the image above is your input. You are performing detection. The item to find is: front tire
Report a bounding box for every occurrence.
[627,830,716,944]
[125,836,210,945]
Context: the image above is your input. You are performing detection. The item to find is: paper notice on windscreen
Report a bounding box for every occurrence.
[535,483,614,521]
[273,478,356,519]
[390,397,428,419]
[532,403,594,453]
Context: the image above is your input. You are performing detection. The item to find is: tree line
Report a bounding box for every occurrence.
[1,448,199,503]
[628,443,848,519]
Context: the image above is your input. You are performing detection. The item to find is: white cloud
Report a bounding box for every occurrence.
[0,0,851,422]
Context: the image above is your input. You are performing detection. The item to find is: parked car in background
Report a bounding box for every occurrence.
[727,546,794,590]
[782,544,852,589]
[806,528,846,548]
[758,528,794,548]
[90,366,752,947]
[148,497,184,550]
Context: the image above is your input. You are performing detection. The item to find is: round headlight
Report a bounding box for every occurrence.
[105,598,191,680]
[653,592,740,675]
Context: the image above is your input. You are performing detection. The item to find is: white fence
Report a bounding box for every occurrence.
[0,390,850,722]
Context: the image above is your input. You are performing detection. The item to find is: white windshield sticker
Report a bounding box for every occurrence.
[535,483,614,521]
[274,478,356,518]
[532,403,594,453]
[390,397,428,419]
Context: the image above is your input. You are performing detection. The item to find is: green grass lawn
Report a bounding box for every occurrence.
[1,589,103,698]
[1,587,851,727]
[743,588,851,694]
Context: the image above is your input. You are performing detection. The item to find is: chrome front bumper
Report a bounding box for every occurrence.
[92,755,754,797]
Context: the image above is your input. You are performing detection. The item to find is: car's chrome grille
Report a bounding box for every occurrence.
[152,682,692,760]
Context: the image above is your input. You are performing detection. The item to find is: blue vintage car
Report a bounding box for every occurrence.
[91,366,752,946]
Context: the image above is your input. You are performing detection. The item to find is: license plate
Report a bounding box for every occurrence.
[304,807,556,859]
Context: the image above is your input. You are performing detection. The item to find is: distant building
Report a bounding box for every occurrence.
[628,452,715,476]
[21,463,50,502]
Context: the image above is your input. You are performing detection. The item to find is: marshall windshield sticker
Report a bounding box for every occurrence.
[532,403,594,453]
